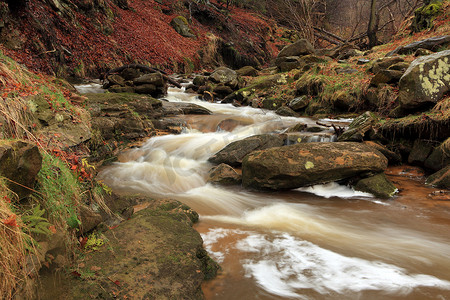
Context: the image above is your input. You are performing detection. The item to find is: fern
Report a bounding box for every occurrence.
[21,205,52,235]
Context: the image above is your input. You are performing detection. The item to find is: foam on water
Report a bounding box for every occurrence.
[74,83,104,94]
[296,182,374,199]
[201,228,450,298]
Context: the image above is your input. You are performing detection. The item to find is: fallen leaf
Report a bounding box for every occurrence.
[2,214,18,227]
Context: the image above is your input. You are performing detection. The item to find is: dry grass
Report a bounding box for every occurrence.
[201,33,221,67]
[0,181,35,300]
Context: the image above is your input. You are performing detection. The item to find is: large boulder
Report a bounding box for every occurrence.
[277,39,314,58]
[208,134,284,167]
[242,142,388,190]
[398,50,450,109]
[0,140,42,199]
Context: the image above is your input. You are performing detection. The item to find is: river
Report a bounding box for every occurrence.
[97,86,450,300]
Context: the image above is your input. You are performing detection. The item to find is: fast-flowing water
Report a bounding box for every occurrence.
[98,87,450,300]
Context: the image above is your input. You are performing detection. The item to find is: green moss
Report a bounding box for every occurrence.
[412,0,443,31]
[35,152,82,228]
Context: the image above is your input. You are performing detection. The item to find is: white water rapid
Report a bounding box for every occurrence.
[98,87,450,300]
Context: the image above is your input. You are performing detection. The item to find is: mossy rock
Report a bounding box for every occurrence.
[170,16,195,38]
[412,0,443,32]
[353,173,398,199]
[49,198,219,299]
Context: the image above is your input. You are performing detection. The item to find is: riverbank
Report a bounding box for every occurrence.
[1,2,449,297]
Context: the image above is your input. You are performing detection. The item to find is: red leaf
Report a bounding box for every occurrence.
[2,214,18,227]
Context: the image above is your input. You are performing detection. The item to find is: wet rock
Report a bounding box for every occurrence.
[0,140,42,199]
[353,173,398,199]
[208,134,284,167]
[399,50,450,109]
[217,118,252,132]
[242,142,388,190]
[386,35,450,56]
[86,93,161,141]
[161,102,212,115]
[170,16,195,38]
[426,165,450,189]
[337,111,378,142]
[207,163,242,185]
[275,106,298,117]
[236,66,259,77]
[277,39,314,58]
[289,96,310,111]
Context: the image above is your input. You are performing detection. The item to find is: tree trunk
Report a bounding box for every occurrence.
[367,0,378,48]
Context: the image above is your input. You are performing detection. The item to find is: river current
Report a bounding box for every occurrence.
[96,86,450,300]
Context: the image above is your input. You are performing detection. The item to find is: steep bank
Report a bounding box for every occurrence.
[0,0,281,77]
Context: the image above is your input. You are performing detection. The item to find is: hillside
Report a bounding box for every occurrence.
[0,0,282,78]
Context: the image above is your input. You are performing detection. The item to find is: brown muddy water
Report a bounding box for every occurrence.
[97,88,450,300]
